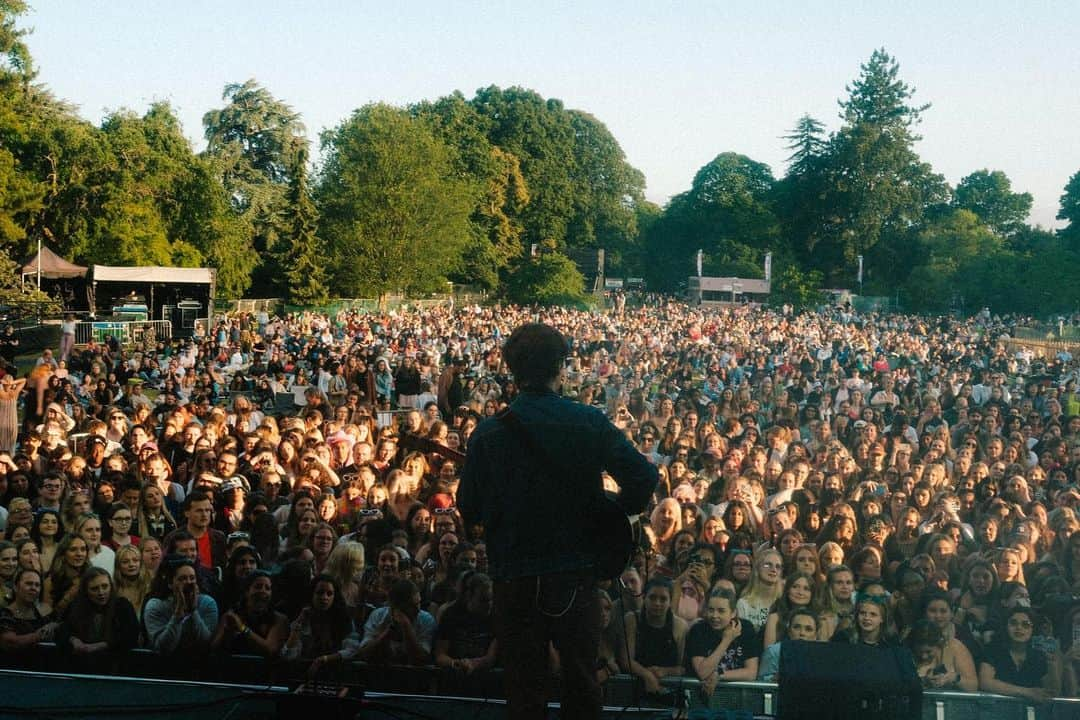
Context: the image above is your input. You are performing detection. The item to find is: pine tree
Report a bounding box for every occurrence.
[782,114,827,175]
[279,144,329,306]
[810,49,946,286]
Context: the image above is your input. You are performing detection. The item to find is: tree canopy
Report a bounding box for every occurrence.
[317,103,477,303]
[1,1,1078,316]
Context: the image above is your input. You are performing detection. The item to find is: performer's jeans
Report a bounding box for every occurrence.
[494,569,601,720]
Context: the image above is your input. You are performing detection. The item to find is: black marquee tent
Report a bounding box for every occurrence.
[20,245,88,280]
[19,245,89,309]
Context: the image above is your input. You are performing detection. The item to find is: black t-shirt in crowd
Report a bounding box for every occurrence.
[433,601,494,661]
[981,642,1048,688]
[684,617,761,677]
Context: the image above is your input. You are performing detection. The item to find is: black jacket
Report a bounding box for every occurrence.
[459,390,657,579]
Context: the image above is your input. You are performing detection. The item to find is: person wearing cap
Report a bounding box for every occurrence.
[459,322,657,720]
[325,431,355,470]
[82,435,109,480]
[214,478,246,534]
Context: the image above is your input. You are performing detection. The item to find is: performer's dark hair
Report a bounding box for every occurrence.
[503,323,569,391]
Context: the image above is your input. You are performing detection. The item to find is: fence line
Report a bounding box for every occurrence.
[1005,337,1080,359]
[74,319,172,346]
[6,646,1080,720]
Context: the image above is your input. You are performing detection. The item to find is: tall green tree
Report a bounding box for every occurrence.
[0,1,44,248]
[643,152,777,291]
[90,104,205,266]
[410,93,529,288]
[1059,170,1080,248]
[903,208,1002,311]
[278,145,327,305]
[782,114,828,175]
[202,80,306,293]
[504,252,588,307]
[775,114,830,267]
[811,49,947,287]
[467,87,646,270]
[565,109,645,264]
[469,86,577,250]
[0,0,33,88]
[953,169,1032,237]
[317,103,477,305]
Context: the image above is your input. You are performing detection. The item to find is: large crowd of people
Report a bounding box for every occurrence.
[0,298,1077,706]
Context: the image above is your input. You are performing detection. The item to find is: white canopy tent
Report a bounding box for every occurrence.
[90,265,214,285]
[88,264,216,324]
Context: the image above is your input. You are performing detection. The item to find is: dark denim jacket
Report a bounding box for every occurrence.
[458,390,657,580]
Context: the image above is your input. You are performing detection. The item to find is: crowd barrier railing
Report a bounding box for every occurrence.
[6,645,1080,719]
[74,319,172,346]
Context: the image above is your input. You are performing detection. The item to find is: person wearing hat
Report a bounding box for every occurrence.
[214,478,246,534]
[82,435,110,480]
[36,403,75,436]
[325,431,355,470]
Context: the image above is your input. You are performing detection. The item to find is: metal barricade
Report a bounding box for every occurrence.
[6,648,1080,719]
[377,408,413,430]
[74,319,172,346]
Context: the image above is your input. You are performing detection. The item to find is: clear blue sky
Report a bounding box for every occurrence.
[20,1,1080,228]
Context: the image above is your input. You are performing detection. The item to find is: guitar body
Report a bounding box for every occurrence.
[587,493,635,579]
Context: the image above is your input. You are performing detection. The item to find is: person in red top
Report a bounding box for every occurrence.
[164,491,226,572]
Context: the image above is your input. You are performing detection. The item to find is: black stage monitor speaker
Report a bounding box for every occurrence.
[778,640,922,720]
